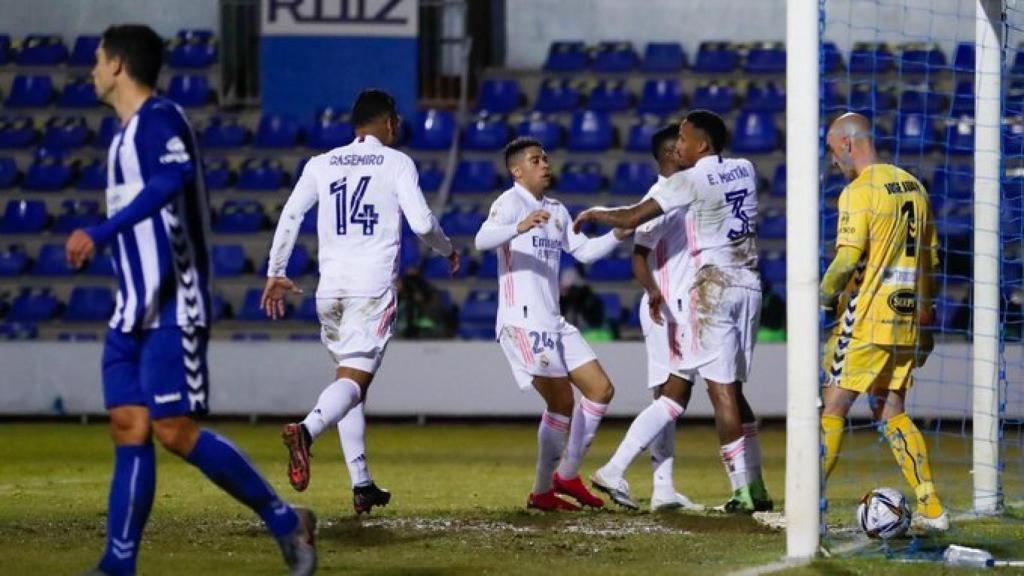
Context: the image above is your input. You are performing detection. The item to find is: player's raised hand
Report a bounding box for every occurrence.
[516,209,550,234]
[65,229,96,269]
[261,276,303,320]
[447,249,461,275]
[647,289,666,325]
[572,207,602,234]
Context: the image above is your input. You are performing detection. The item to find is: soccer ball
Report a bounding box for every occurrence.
[856,487,911,539]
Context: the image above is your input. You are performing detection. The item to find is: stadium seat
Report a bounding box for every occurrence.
[168,39,218,69]
[422,254,467,279]
[5,74,54,107]
[731,112,778,154]
[440,205,486,236]
[848,43,895,74]
[58,77,100,108]
[236,158,287,190]
[743,82,785,113]
[0,200,48,233]
[68,35,100,67]
[260,243,311,277]
[744,42,786,74]
[86,252,115,277]
[462,113,510,151]
[294,296,318,323]
[0,116,37,148]
[771,163,786,197]
[399,232,420,270]
[637,78,683,114]
[409,108,456,150]
[0,322,39,340]
[591,41,638,72]
[567,110,614,152]
[457,290,498,339]
[640,42,686,72]
[543,41,588,72]
[33,243,74,276]
[759,208,786,240]
[515,113,563,150]
[0,245,30,276]
[821,42,843,73]
[899,43,946,75]
[587,256,631,281]
[953,42,975,74]
[760,251,786,284]
[63,286,112,322]
[451,159,498,193]
[821,80,845,114]
[214,200,266,233]
[254,114,302,148]
[625,117,664,153]
[167,74,212,108]
[1004,119,1024,156]
[894,113,937,155]
[16,35,68,65]
[201,115,249,148]
[587,80,632,113]
[307,107,353,149]
[597,292,623,326]
[1014,48,1024,76]
[899,88,946,114]
[691,82,736,114]
[7,288,61,323]
[300,208,318,235]
[477,78,522,114]
[41,116,90,150]
[848,84,896,114]
[610,161,656,195]
[0,35,10,65]
[93,116,121,149]
[53,199,102,233]
[693,41,738,73]
[534,79,582,114]
[945,117,975,156]
[211,244,248,277]
[23,155,73,191]
[556,161,603,193]
[0,157,19,188]
[932,165,973,208]
[417,160,444,193]
[203,158,233,190]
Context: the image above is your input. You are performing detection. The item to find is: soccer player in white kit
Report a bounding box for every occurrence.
[575,111,773,513]
[590,124,702,512]
[261,90,459,513]
[475,137,630,511]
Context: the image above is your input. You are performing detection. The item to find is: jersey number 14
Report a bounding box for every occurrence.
[330,176,379,236]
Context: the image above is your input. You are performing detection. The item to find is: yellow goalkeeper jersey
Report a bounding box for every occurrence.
[832,163,938,346]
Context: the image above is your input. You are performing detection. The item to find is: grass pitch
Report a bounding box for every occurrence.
[1,421,1022,575]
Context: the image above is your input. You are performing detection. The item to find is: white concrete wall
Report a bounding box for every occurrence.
[0,0,218,40]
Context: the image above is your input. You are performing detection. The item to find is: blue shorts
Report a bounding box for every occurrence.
[102,326,210,419]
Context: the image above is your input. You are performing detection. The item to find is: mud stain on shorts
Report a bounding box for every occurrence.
[322,299,345,342]
[693,266,728,338]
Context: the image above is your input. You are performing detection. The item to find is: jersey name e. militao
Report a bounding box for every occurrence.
[634,175,692,319]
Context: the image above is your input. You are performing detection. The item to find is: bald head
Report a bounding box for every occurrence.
[827,112,872,141]
[826,112,876,182]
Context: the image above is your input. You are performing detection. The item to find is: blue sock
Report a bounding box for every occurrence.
[185,429,298,538]
[98,443,156,576]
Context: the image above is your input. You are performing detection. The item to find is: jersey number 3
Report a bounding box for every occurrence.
[330,176,379,236]
[724,188,752,240]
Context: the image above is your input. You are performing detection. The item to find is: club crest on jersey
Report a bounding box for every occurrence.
[554,218,563,232]
[538,353,551,368]
[159,136,190,164]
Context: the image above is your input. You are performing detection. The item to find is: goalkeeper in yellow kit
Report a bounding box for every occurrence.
[820,112,948,531]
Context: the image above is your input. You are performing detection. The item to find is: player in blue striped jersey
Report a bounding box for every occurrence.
[65,25,316,576]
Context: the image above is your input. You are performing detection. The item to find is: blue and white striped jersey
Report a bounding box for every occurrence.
[96,96,211,332]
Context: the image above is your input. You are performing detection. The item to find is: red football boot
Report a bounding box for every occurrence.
[527,489,581,511]
[553,472,605,508]
[282,423,312,491]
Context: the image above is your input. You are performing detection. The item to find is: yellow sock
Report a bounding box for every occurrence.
[821,414,845,479]
[884,413,944,517]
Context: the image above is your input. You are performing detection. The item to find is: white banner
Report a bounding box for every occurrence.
[262,0,418,37]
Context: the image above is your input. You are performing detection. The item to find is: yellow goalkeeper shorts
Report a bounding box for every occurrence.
[822,335,916,393]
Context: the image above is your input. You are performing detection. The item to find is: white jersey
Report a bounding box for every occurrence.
[267,134,452,298]
[635,174,693,318]
[475,183,622,335]
[650,155,760,289]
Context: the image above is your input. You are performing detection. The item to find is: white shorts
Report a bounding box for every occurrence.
[498,318,597,391]
[680,283,761,384]
[316,289,397,374]
[639,294,693,388]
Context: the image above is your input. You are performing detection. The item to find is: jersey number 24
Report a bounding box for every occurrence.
[330,176,379,235]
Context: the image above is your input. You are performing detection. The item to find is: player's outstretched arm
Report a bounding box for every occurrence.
[573,198,663,233]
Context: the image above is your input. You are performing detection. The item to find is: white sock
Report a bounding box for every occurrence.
[605,396,683,478]
[720,436,750,491]
[650,421,677,496]
[534,411,570,494]
[556,397,609,480]
[301,378,361,440]
[742,421,763,483]
[338,402,371,488]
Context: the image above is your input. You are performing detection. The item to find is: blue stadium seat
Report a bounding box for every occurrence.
[693,41,738,73]
[399,233,420,270]
[899,43,946,75]
[86,252,115,277]
[0,157,19,188]
[214,200,266,233]
[691,84,735,117]
[567,110,614,152]
[953,42,975,73]
[848,84,896,114]
[212,244,247,277]
[1004,120,1024,156]
[93,116,121,149]
[515,113,563,149]
[5,74,54,107]
[457,290,498,339]
[236,288,274,320]
[0,245,29,276]
[203,158,233,190]
[477,78,522,114]
[440,205,486,236]
[294,296,318,323]
[451,160,498,193]
[168,39,218,69]
[53,199,102,233]
[417,160,444,193]
[1014,49,1024,76]
[771,163,786,197]
[409,109,455,150]
[587,80,632,112]
[625,117,666,153]
[556,161,603,193]
[16,35,68,65]
[937,210,972,243]
[254,114,302,148]
[731,112,778,154]
[591,41,638,73]
[610,161,656,195]
[534,79,582,113]
[637,78,683,114]
[0,322,39,340]
[422,254,466,279]
[745,42,786,74]
[587,256,631,281]
[0,200,48,233]
[42,116,90,149]
[821,79,847,114]
[821,42,843,73]
[760,251,786,284]
[759,208,786,240]
[932,165,973,208]
[7,288,61,323]
[177,29,215,43]
[237,158,287,190]
[598,292,623,325]
[951,81,974,116]
[167,74,212,108]
[24,155,73,191]
[640,42,686,72]
[894,113,937,155]
[848,43,895,74]
[307,107,353,149]
[259,243,311,277]
[0,116,37,148]
[0,35,10,65]
[477,251,499,279]
[462,113,510,151]
[68,35,100,67]
[33,243,74,276]
[945,118,975,156]
[201,115,249,148]
[743,82,785,113]
[543,41,588,72]
[58,77,100,108]
[899,88,945,114]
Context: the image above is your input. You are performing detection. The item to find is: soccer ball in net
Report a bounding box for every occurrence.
[856,487,911,539]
